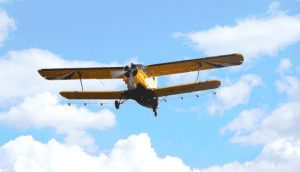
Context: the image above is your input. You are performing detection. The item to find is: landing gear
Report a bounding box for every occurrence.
[115,98,126,110]
[114,100,120,109]
[153,108,157,117]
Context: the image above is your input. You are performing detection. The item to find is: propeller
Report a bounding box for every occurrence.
[111,63,138,78]
[128,71,135,89]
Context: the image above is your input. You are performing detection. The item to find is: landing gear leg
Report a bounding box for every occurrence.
[153,108,157,117]
[115,100,120,109]
[115,97,126,110]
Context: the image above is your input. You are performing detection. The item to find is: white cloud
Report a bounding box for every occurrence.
[276,76,300,101]
[0,92,116,150]
[222,59,300,145]
[0,48,125,105]
[276,59,300,101]
[0,133,200,172]
[278,58,292,75]
[222,101,300,145]
[0,92,115,132]
[0,10,15,47]
[1,133,300,172]
[220,108,265,135]
[175,2,300,61]
[207,74,262,114]
[166,71,211,86]
[199,139,300,172]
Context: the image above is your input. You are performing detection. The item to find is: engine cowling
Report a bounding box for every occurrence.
[124,63,138,78]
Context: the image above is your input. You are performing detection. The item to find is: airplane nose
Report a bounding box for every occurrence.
[124,63,138,77]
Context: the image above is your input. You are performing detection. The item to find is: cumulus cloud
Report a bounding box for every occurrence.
[222,59,300,145]
[0,10,15,47]
[207,74,262,114]
[0,92,115,133]
[0,133,200,172]
[278,58,293,75]
[175,2,300,61]
[200,139,300,172]
[276,59,300,101]
[276,76,300,101]
[221,102,300,144]
[220,108,265,135]
[0,48,137,150]
[0,92,116,150]
[1,133,300,172]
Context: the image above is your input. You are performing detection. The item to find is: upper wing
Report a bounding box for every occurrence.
[153,80,221,97]
[38,67,124,80]
[60,90,125,99]
[147,53,243,77]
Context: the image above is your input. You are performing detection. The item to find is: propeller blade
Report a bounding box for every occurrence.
[128,72,135,89]
[111,70,125,78]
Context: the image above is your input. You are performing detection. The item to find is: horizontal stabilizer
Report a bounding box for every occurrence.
[153,80,221,97]
[60,90,125,100]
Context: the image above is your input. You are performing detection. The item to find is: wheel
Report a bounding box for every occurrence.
[114,100,120,109]
[153,109,157,117]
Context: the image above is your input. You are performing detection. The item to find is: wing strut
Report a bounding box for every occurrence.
[195,62,201,82]
[78,71,84,91]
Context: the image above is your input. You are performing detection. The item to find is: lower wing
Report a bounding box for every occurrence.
[60,80,220,99]
[60,90,125,99]
[152,80,221,97]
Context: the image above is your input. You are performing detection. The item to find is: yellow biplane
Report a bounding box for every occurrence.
[38,53,243,116]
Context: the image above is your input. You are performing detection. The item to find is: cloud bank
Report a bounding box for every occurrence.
[0,133,200,172]
[1,133,300,172]
[0,92,116,151]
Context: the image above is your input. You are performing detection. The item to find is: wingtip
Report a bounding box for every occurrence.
[59,91,72,99]
[37,69,43,75]
[37,69,49,79]
[215,80,221,87]
[59,91,66,98]
[212,79,221,88]
[38,69,55,80]
[200,79,221,89]
[234,53,244,62]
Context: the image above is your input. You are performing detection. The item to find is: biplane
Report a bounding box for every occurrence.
[38,53,244,116]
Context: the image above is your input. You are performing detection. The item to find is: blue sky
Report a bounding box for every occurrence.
[0,0,300,171]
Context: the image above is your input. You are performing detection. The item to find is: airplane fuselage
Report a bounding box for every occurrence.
[118,64,159,115]
[122,84,158,109]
